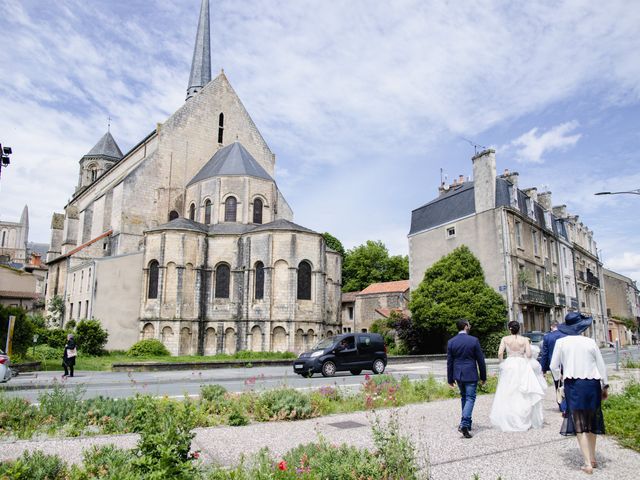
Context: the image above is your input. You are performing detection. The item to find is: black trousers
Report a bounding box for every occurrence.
[63,359,74,377]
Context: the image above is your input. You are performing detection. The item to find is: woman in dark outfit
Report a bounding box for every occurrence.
[550,313,608,474]
[62,333,77,377]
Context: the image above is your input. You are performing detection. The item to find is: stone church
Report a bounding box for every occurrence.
[45,0,342,355]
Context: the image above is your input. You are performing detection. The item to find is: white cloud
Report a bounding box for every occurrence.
[605,252,640,284]
[504,121,582,164]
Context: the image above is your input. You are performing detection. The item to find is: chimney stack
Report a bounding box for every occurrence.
[472,149,496,214]
[538,191,552,211]
[552,205,567,218]
[523,187,538,202]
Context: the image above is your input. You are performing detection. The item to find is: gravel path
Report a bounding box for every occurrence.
[1,374,639,479]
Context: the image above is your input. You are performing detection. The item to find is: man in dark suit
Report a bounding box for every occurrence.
[447,318,487,439]
[538,320,568,411]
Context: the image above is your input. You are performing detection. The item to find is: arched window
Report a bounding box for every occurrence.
[189,203,195,221]
[148,260,159,299]
[1,231,5,246]
[168,210,179,221]
[90,167,98,182]
[255,261,264,300]
[215,263,230,299]
[204,199,212,224]
[224,196,237,222]
[218,113,224,144]
[297,261,312,300]
[253,198,263,224]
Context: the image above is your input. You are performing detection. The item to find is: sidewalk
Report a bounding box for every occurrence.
[1,379,638,479]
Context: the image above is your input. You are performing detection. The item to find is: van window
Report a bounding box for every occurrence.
[358,335,371,347]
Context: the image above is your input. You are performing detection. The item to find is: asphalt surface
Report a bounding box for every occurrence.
[0,367,639,479]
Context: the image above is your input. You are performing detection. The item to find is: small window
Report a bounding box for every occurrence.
[255,261,264,300]
[515,221,523,247]
[215,264,230,299]
[348,306,353,320]
[218,113,224,144]
[253,198,263,224]
[204,199,212,225]
[297,261,312,300]
[147,260,159,299]
[361,328,368,333]
[532,230,539,256]
[189,203,195,221]
[168,210,179,221]
[224,196,237,222]
[446,226,456,238]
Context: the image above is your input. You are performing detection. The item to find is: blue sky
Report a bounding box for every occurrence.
[1,0,639,283]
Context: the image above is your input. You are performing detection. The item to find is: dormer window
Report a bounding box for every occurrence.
[218,113,224,144]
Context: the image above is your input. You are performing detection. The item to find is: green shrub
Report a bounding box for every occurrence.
[41,328,69,349]
[76,319,109,356]
[132,399,198,479]
[38,382,85,425]
[201,384,227,402]
[254,388,314,421]
[228,404,250,426]
[33,344,63,360]
[603,381,640,452]
[0,450,68,480]
[480,330,506,358]
[0,305,35,356]
[74,445,137,480]
[0,395,41,439]
[127,338,170,357]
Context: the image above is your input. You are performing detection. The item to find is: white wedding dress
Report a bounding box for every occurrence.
[489,340,547,432]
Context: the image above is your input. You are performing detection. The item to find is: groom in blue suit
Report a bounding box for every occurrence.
[447,318,487,438]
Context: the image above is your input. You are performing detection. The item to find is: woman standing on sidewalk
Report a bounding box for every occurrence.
[550,312,608,475]
[62,334,77,378]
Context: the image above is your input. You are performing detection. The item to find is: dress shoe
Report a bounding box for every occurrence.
[460,427,472,438]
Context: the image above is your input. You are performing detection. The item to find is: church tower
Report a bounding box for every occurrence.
[77,131,123,190]
[186,0,212,100]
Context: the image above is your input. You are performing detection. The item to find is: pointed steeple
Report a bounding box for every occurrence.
[186,0,212,100]
[85,132,123,160]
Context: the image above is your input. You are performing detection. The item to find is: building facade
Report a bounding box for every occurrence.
[409,149,606,344]
[603,268,640,346]
[46,0,341,354]
[0,206,29,266]
[341,280,410,334]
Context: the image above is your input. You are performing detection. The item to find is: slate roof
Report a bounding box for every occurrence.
[84,132,123,160]
[146,218,209,233]
[409,177,565,236]
[188,142,274,186]
[208,223,254,235]
[248,219,317,234]
[360,280,410,295]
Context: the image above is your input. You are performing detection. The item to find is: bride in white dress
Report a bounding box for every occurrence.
[490,321,547,432]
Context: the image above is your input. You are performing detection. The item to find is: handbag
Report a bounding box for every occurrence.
[67,348,77,358]
[556,377,564,404]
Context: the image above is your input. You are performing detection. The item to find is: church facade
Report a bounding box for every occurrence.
[45,0,342,355]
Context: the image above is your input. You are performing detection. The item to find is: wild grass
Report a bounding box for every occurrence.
[602,381,640,452]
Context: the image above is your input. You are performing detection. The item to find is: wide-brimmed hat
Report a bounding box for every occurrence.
[558,311,592,335]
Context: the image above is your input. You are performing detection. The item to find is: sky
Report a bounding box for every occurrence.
[0,0,639,283]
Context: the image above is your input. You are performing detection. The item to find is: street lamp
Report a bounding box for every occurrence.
[595,189,640,196]
[0,143,12,180]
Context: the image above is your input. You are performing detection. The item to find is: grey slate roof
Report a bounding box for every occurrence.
[186,0,211,98]
[208,223,253,235]
[84,132,123,160]
[248,219,317,234]
[409,177,562,236]
[187,142,274,186]
[146,217,209,233]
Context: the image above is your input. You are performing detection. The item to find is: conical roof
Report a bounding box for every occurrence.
[188,142,273,186]
[186,0,211,100]
[85,132,123,160]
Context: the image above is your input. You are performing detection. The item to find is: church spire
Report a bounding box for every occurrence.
[186,0,212,101]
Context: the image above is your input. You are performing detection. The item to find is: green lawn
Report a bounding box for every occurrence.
[26,350,297,371]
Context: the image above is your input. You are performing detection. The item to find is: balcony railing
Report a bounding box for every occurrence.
[520,286,555,307]
[556,293,566,306]
[586,270,600,287]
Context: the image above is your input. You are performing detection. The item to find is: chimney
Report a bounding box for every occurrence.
[458,174,465,184]
[538,191,552,211]
[472,149,496,214]
[438,182,451,196]
[500,169,519,187]
[552,205,567,218]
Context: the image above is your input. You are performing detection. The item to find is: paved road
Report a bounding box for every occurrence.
[2,346,638,402]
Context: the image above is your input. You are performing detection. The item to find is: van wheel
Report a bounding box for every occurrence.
[372,359,385,374]
[350,369,362,375]
[321,361,336,377]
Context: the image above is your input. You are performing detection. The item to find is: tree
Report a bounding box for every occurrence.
[45,295,65,328]
[322,232,345,257]
[76,319,109,355]
[408,245,507,352]
[342,240,409,292]
[0,306,35,356]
